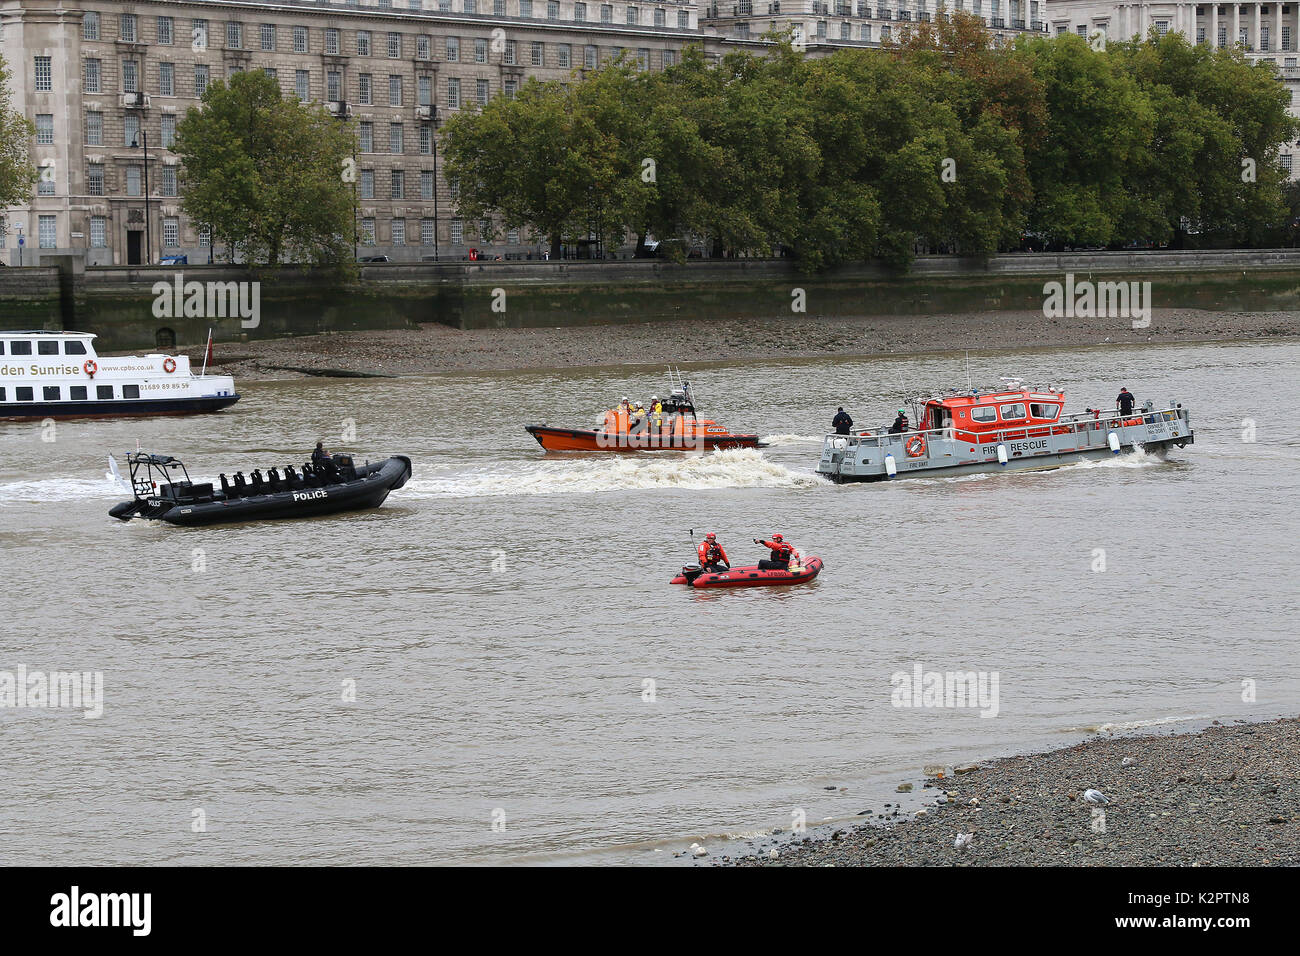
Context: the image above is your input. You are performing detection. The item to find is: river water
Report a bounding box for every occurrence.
[1,339,1297,865]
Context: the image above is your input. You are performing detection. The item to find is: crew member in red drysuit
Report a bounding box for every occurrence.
[697,533,730,571]
[755,534,797,570]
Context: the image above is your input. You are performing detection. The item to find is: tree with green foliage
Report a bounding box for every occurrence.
[174,70,357,267]
[0,55,37,230]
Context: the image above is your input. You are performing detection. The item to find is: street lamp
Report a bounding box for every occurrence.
[432,130,440,262]
[130,128,151,265]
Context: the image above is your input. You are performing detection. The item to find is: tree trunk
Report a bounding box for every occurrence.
[550,233,561,260]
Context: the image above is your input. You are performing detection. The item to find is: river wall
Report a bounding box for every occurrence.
[5,250,1300,351]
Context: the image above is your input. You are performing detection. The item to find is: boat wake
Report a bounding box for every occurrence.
[404,449,822,499]
[0,475,122,504]
[760,434,824,446]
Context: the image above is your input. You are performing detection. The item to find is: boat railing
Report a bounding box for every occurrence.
[824,405,1184,450]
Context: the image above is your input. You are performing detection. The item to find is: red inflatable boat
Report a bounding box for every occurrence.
[670,557,824,589]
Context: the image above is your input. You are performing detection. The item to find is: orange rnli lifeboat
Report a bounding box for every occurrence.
[525,380,764,453]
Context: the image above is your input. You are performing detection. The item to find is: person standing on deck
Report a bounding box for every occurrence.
[832,407,853,435]
[1116,387,1136,416]
[888,410,909,434]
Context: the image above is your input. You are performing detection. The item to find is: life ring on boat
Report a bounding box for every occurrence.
[905,435,927,458]
[83,359,97,377]
[163,357,177,373]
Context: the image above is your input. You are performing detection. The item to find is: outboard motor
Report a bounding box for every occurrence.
[681,563,705,584]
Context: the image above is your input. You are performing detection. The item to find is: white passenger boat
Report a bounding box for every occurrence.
[0,331,238,420]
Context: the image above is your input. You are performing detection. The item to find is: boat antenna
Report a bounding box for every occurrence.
[200,327,213,378]
[965,350,972,391]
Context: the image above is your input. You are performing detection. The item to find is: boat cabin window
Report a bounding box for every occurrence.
[123,385,140,399]
[43,386,60,401]
[0,387,5,401]
[37,340,59,355]
[70,386,87,401]
[97,385,113,400]
[1029,402,1060,420]
[0,341,5,354]
[16,387,33,402]
[1000,403,1026,421]
[64,340,88,355]
[971,406,997,423]
[10,341,31,356]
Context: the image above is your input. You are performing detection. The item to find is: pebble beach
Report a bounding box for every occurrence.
[730,718,1300,867]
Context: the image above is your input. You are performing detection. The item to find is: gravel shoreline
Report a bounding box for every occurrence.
[728,717,1300,867]
[206,308,1299,380]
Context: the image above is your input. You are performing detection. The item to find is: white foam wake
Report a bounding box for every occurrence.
[403,449,823,499]
[0,476,122,504]
[760,434,824,446]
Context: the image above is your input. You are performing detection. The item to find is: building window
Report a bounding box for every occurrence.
[637,48,649,71]
[361,168,374,199]
[83,59,101,94]
[392,219,406,245]
[39,215,57,248]
[157,17,174,45]
[193,19,209,51]
[418,75,433,107]
[359,74,373,104]
[390,123,404,153]
[163,217,179,247]
[85,111,103,145]
[531,41,544,66]
[504,78,517,99]
[417,35,431,59]
[420,124,432,154]
[521,0,534,15]
[576,2,587,20]
[655,8,666,27]
[35,56,53,92]
[361,218,376,244]
[195,64,210,98]
[261,23,276,51]
[199,224,211,246]
[327,71,341,101]
[421,218,435,245]
[467,0,479,12]
[601,4,613,23]
[296,70,310,102]
[123,113,139,148]
[391,169,404,199]
[585,45,598,69]
[451,219,463,244]
[120,14,138,43]
[447,77,461,109]
[389,75,403,106]
[628,7,639,25]
[123,59,139,93]
[126,165,142,196]
[548,1,560,19]
[359,122,373,152]
[663,49,677,67]
[475,38,487,63]
[495,0,506,13]
[507,228,519,244]
[87,162,105,196]
[447,36,459,61]
[294,25,308,54]
[357,31,371,56]
[226,22,242,49]
[1285,26,1293,51]
[161,166,177,197]
[476,79,489,105]
[90,216,107,248]
[35,114,54,145]
[1283,154,1295,174]
[388,32,401,58]
[326,29,341,55]
[83,12,100,40]
[159,62,175,97]
[558,44,571,68]
[161,114,176,149]
[421,169,434,199]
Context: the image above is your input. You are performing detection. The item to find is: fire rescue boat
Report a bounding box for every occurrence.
[525,374,763,453]
[671,557,824,589]
[816,379,1193,483]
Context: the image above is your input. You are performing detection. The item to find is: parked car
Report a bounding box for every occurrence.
[159,254,188,266]
[359,255,391,263]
